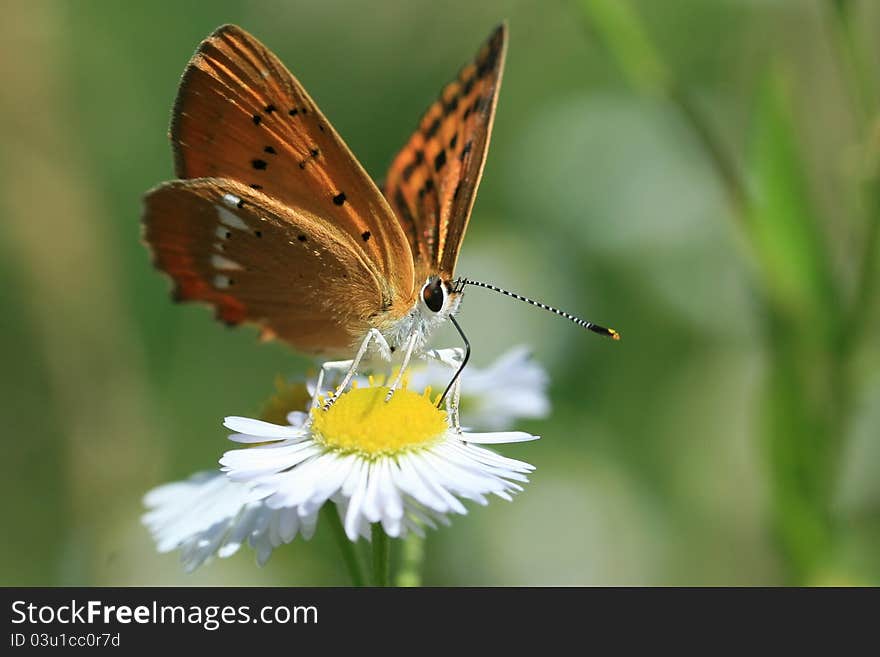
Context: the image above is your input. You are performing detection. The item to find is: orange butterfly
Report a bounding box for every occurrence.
[142,23,616,401]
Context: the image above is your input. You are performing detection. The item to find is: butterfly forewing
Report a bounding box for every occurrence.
[171,24,414,300]
[142,178,392,355]
[383,23,507,280]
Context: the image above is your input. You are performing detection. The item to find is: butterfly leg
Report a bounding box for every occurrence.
[384,331,419,402]
[310,359,354,411]
[424,347,466,430]
[450,374,463,433]
[322,329,390,410]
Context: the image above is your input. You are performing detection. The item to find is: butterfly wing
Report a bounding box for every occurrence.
[383,23,507,281]
[142,178,395,355]
[170,24,415,304]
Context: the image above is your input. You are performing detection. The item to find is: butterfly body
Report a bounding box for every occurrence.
[143,23,506,361]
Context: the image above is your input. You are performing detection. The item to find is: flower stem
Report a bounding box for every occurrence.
[371,524,390,587]
[394,534,425,587]
[321,505,365,587]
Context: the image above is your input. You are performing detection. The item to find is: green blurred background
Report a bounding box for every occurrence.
[1,0,878,585]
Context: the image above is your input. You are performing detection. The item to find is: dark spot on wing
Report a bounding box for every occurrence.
[236,199,247,209]
[225,230,232,239]
[297,234,308,242]
[443,95,459,115]
[477,43,500,78]
[332,192,346,206]
[254,230,262,238]
[425,117,441,139]
[249,184,263,190]
[434,149,447,172]
[402,150,424,182]
[251,159,268,170]
[418,178,434,199]
[460,140,473,161]
[452,180,463,200]
[449,134,458,150]
[299,148,320,170]
[289,108,299,116]
[252,114,262,125]
[264,104,277,114]
[361,231,371,242]
[462,75,475,96]
[264,146,277,155]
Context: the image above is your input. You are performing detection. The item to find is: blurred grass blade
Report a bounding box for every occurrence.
[827,0,878,123]
[574,0,746,213]
[747,69,842,583]
[575,0,670,94]
[746,69,839,327]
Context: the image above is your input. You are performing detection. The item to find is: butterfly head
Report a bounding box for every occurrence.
[419,276,460,319]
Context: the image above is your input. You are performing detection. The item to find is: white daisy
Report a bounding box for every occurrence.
[409,345,550,431]
[143,345,546,571]
[221,384,539,541]
[142,471,314,571]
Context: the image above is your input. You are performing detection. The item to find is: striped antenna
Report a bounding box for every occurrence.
[455,278,620,340]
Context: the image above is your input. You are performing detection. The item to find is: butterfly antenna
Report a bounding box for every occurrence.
[455,278,621,340]
[438,315,471,408]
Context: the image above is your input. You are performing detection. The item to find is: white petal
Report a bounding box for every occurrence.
[343,460,370,540]
[406,454,467,515]
[394,454,448,512]
[460,431,540,444]
[223,416,306,439]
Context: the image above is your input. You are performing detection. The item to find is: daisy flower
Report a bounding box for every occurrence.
[143,349,544,571]
[221,383,538,541]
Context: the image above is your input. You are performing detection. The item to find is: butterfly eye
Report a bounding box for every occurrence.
[422,278,446,313]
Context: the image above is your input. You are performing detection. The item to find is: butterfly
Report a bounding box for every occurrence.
[143,23,618,404]
[142,23,509,390]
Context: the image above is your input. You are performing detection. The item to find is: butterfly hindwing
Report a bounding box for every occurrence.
[383,23,507,280]
[171,24,415,301]
[142,178,393,355]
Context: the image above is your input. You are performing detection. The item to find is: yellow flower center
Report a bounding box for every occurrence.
[311,385,447,457]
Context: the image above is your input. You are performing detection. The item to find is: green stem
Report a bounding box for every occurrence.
[848,180,880,351]
[822,0,880,519]
[669,86,748,218]
[826,0,880,358]
[371,524,391,587]
[827,0,877,124]
[394,534,425,587]
[574,0,748,222]
[576,0,855,584]
[321,505,366,587]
